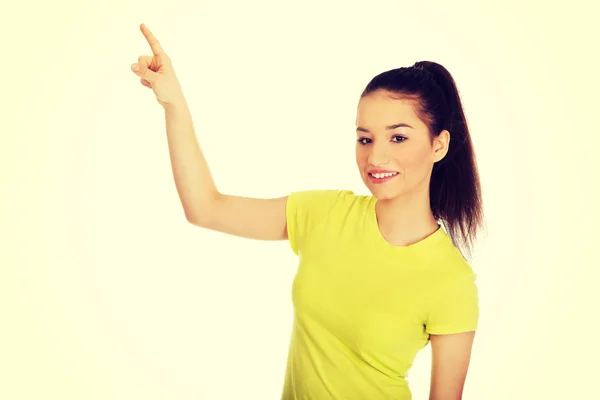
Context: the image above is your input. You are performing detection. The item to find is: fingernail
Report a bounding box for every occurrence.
[131,63,139,72]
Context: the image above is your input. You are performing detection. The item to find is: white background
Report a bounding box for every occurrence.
[2,0,598,398]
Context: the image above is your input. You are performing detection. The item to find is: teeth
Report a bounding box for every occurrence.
[372,172,397,179]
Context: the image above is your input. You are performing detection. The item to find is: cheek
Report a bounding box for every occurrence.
[399,149,433,175]
[355,148,368,167]
[393,146,430,171]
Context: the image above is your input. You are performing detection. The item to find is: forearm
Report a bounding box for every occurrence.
[163,99,219,222]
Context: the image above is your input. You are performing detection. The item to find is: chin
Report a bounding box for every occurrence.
[363,182,402,201]
[370,190,399,201]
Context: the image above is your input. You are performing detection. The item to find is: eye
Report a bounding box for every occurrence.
[357,137,372,145]
[392,135,406,143]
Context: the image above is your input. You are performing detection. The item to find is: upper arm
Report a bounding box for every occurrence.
[189,193,289,241]
[188,190,348,248]
[425,271,480,399]
[429,331,476,400]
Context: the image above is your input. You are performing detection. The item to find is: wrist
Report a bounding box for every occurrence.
[163,96,188,111]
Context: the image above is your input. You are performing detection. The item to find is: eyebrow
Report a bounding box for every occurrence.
[356,123,414,133]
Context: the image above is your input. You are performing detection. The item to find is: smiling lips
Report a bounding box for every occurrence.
[368,169,399,184]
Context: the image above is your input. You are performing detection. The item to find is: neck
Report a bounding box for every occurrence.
[374,187,439,247]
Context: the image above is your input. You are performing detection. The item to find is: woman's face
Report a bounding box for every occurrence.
[355,90,449,201]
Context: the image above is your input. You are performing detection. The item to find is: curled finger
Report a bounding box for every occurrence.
[140,78,152,88]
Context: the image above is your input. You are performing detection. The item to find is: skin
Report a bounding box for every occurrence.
[355,90,476,399]
[429,331,476,400]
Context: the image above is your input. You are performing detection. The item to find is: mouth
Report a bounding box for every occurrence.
[368,171,399,184]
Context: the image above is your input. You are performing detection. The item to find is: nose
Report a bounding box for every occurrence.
[368,143,390,166]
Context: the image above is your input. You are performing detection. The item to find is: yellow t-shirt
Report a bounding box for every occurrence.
[282,190,479,400]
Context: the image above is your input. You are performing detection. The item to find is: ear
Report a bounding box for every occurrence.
[433,129,450,163]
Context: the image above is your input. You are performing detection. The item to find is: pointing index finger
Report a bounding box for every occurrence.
[140,24,164,55]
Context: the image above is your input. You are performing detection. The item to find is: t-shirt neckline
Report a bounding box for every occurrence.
[367,196,446,251]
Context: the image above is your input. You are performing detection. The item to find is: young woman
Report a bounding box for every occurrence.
[131,23,483,400]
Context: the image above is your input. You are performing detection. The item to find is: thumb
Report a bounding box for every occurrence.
[131,62,158,83]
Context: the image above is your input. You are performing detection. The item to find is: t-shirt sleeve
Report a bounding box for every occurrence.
[425,273,480,335]
[286,190,347,256]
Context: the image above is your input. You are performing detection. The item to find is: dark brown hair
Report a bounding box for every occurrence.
[361,61,484,260]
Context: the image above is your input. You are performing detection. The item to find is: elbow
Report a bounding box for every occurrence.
[185,210,211,227]
[184,197,219,227]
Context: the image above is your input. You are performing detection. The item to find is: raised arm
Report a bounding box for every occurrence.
[131,24,288,241]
